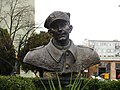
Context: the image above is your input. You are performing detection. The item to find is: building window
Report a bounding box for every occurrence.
[104,55,106,57]
[99,62,107,67]
[107,49,111,53]
[111,49,114,53]
[103,49,106,53]
[116,63,120,69]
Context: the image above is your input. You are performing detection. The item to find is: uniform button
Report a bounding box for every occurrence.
[65,64,69,69]
[66,51,69,56]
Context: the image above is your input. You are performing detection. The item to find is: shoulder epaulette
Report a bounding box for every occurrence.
[30,45,45,51]
[77,45,94,50]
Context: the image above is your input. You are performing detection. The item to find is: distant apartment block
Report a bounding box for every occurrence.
[83,39,120,79]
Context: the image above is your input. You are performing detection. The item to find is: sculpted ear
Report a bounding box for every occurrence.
[48,29,53,35]
[69,25,73,33]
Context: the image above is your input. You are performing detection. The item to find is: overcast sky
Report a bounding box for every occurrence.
[35,0,120,45]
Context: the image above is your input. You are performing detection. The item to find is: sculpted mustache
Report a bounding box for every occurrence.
[55,31,67,34]
[50,28,69,32]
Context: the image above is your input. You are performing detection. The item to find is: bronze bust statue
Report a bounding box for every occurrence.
[23,11,100,77]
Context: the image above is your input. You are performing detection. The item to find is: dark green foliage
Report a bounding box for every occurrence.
[1,76,120,90]
[0,28,16,75]
[0,76,36,90]
[20,31,52,73]
[24,31,52,50]
[31,78,120,90]
[98,80,120,90]
[83,79,120,90]
[83,79,100,90]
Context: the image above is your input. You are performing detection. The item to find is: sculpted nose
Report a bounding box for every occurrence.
[58,28,62,31]
[58,28,63,33]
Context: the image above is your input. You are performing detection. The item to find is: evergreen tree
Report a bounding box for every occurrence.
[0,28,16,75]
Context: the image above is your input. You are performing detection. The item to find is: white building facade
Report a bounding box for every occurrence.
[83,39,120,79]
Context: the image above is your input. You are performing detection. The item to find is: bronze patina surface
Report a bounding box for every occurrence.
[23,11,100,77]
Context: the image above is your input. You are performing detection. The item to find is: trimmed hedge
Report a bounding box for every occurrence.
[0,76,36,90]
[0,76,120,90]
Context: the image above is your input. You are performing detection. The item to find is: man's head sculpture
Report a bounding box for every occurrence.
[44,11,73,46]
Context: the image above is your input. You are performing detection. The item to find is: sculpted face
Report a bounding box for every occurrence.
[49,20,72,42]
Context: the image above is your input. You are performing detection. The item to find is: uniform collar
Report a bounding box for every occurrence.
[46,39,77,62]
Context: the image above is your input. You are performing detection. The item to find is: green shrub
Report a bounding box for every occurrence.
[99,80,120,90]
[1,76,120,90]
[83,79,100,90]
[0,76,36,90]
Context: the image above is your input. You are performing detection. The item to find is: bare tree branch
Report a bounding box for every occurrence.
[0,0,35,74]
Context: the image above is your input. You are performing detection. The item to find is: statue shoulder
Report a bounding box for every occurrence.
[77,45,100,69]
[23,45,46,65]
[30,45,45,51]
[77,45,100,59]
[77,45,94,51]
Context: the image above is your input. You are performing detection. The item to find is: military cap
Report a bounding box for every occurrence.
[44,11,70,29]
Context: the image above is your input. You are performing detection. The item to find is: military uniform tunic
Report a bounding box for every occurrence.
[23,39,100,74]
